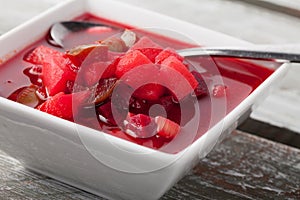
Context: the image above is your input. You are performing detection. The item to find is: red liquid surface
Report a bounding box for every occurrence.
[0,13,275,153]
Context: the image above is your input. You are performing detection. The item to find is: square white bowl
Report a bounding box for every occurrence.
[0,0,289,199]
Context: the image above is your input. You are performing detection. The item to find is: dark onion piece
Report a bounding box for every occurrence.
[16,85,40,108]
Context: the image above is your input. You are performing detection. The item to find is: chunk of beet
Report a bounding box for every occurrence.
[129,97,151,115]
[155,116,180,139]
[212,84,227,98]
[115,50,152,78]
[137,48,163,63]
[24,45,64,65]
[155,47,183,64]
[160,56,198,100]
[124,113,157,138]
[65,80,88,94]
[37,91,90,120]
[97,101,117,126]
[132,83,165,101]
[130,36,162,51]
[191,71,209,98]
[81,61,110,86]
[42,55,77,96]
[159,95,181,125]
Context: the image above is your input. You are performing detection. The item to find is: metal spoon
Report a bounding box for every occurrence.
[177,46,300,63]
[48,21,300,63]
[48,21,110,47]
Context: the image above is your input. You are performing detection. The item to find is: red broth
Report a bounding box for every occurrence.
[0,13,275,153]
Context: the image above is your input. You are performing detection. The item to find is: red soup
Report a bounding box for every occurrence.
[0,13,275,153]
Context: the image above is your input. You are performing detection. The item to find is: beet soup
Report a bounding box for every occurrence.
[0,13,275,153]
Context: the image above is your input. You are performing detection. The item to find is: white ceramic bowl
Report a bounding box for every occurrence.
[0,0,289,199]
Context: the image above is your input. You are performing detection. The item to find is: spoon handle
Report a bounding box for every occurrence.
[177,46,300,63]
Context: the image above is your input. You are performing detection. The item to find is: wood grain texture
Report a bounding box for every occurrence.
[163,131,300,200]
[239,118,300,149]
[0,131,299,199]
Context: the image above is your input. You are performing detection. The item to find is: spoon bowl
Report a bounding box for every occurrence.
[48,21,109,47]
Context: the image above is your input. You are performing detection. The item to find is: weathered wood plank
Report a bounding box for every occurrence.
[238,118,300,149]
[163,131,300,200]
[0,130,299,199]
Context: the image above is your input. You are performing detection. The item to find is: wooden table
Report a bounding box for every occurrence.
[0,0,300,199]
[0,130,299,199]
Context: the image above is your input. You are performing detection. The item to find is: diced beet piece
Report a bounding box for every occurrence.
[155,116,180,139]
[86,45,109,64]
[105,54,122,77]
[54,54,77,77]
[133,83,165,101]
[212,84,227,98]
[42,61,73,96]
[137,48,163,63]
[158,95,180,122]
[108,128,166,150]
[130,36,163,62]
[129,95,182,126]
[159,95,177,112]
[158,89,197,126]
[124,113,157,138]
[37,91,89,120]
[129,97,152,115]
[120,62,165,101]
[65,80,88,94]
[103,60,118,78]
[41,55,77,96]
[155,47,183,64]
[97,101,117,125]
[160,56,198,100]
[80,51,122,86]
[121,63,160,88]
[82,61,110,86]
[24,45,64,65]
[108,51,125,60]
[130,36,162,51]
[42,62,66,96]
[36,92,64,117]
[115,50,152,78]
[191,71,209,98]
